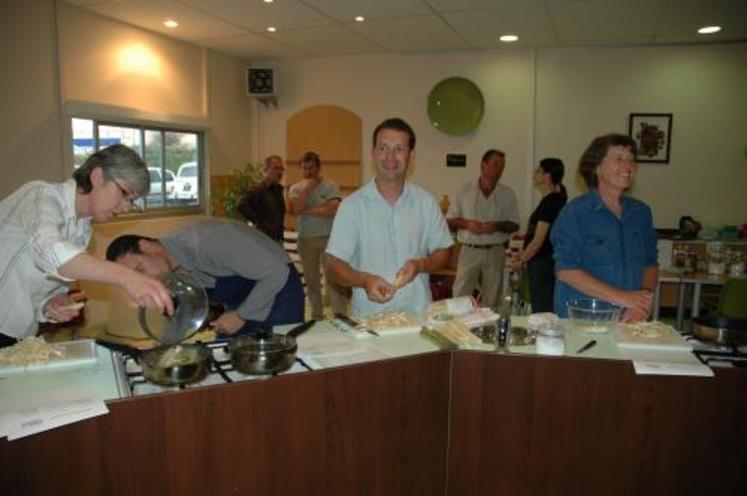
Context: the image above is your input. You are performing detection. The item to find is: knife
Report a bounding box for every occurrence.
[576,339,597,354]
[334,313,380,336]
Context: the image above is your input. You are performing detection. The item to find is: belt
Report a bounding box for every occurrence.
[462,243,500,249]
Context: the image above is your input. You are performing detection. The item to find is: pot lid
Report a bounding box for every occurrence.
[229,333,296,354]
[138,269,208,345]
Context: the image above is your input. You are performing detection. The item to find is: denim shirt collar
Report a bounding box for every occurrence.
[589,187,634,216]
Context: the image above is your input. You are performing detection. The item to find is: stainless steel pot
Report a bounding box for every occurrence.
[692,316,747,346]
[140,343,211,386]
[228,320,315,375]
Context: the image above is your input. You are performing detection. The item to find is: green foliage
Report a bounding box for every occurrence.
[212,164,263,219]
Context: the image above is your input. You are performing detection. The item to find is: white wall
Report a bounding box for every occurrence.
[535,44,747,228]
[255,43,747,229]
[253,50,538,222]
[0,0,64,199]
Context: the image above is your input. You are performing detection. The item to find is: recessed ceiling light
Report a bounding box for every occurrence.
[163,19,179,29]
[697,25,722,34]
[354,15,365,23]
[267,26,277,33]
[263,0,274,3]
[499,34,519,43]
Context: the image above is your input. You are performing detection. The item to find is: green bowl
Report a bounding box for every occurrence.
[427,77,485,135]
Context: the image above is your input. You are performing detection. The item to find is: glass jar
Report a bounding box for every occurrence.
[535,325,565,356]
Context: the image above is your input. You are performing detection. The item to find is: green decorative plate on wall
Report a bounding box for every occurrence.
[427,77,485,135]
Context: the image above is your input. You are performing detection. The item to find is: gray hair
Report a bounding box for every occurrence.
[73,144,150,195]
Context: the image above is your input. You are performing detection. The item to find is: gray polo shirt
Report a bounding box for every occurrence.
[288,178,341,238]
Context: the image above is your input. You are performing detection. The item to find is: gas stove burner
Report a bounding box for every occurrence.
[117,341,313,397]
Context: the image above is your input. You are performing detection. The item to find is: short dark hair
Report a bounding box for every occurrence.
[481,149,505,164]
[372,118,416,150]
[73,144,149,195]
[300,151,321,167]
[106,234,158,261]
[578,134,637,188]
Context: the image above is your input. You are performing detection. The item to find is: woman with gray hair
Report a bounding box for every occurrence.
[0,144,173,347]
[549,134,658,322]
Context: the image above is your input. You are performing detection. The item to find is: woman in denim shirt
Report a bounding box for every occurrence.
[550,134,658,321]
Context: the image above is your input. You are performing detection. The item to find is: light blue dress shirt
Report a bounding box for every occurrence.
[326,180,453,318]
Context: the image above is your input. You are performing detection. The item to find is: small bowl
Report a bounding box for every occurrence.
[566,298,623,334]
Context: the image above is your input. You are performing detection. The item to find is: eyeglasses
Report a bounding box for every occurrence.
[110,177,138,204]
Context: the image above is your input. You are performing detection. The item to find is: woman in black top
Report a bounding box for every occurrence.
[514,158,567,312]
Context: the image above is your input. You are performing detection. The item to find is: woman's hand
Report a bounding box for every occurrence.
[121,271,175,316]
[44,294,84,323]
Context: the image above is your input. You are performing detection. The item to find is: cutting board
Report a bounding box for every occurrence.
[0,339,99,375]
[613,322,693,352]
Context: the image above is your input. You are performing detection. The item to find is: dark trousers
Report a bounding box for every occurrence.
[527,256,556,313]
[207,264,305,335]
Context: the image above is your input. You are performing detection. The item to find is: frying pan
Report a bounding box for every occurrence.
[692,315,747,346]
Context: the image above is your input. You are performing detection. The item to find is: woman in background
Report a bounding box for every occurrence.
[513,158,567,312]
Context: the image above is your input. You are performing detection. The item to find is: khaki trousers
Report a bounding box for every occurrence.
[297,235,348,319]
[453,245,505,309]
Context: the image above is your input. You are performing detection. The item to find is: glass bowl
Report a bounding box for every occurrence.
[566,298,623,334]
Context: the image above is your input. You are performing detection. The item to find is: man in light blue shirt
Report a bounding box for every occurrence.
[325,118,453,317]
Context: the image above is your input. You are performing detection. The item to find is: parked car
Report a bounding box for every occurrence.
[147,167,175,205]
[173,162,199,202]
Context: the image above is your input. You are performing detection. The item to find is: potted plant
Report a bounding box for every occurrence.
[211,164,263,219]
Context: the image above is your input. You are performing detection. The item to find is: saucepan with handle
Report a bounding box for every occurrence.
[692,315,747,347]
[228,320,316,375]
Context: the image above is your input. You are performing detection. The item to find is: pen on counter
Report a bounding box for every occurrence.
[576,339,597,354]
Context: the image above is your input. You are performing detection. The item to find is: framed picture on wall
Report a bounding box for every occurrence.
[628,113,672,163]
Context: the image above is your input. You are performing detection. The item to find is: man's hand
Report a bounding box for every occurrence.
[210,311,246,335]
[393,259,421,289]
[44,293,84,323]
[363,274,396,303]
[302,177,320,191]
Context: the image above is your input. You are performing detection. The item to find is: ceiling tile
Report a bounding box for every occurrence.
[200,33,306,59]
[87,0,246,41]
[184,0,335,32]
[427,0,544,13]
[272,24,385,56]
[548,0,667,44]
[442,3,557,48]
[351,15,471,53]
[656,0,747,34]
[305,0,431,22]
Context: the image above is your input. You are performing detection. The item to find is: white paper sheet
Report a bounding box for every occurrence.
[633,360,714,377]
[0,386,109,440]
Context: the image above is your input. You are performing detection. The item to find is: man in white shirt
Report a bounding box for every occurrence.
[324,118,453,317]
[447,149,519,309]
[0,145,173,346]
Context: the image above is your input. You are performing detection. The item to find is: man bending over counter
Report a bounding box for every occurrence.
[324,117,453,317]
[106,218,304,335]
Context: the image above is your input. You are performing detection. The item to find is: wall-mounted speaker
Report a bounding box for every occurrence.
[246,67,276,96]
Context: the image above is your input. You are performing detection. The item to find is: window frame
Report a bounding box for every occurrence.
[69,115,207,219]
